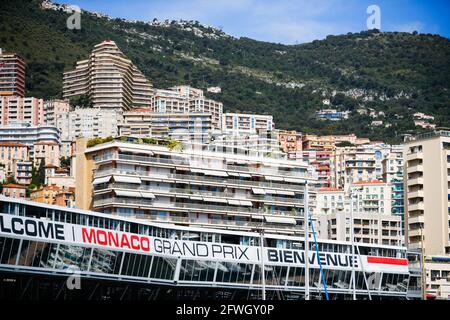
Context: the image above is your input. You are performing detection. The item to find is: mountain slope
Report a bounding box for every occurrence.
[1,0,449,143]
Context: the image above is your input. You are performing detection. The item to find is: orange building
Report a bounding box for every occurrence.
[30,185,75,207]
[1,183,27,198]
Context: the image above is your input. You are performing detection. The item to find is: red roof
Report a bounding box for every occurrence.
[0,142,28,148]
[2,183,27,189]
[44,164,58,168]
[318,187,343,192]
[34,141,59,146]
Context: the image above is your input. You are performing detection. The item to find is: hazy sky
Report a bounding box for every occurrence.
[62,0,450,44]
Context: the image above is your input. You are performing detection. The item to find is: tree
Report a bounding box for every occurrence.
[69,94,93,108]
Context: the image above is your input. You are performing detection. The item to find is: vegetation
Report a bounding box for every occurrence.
[86,136,115,148]
[69,94,93,108]
[1,0,449,143]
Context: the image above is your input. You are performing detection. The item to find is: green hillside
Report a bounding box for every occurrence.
[1,0,449,143]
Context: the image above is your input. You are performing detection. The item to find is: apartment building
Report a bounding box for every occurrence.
[209,129,284,158]
[119,108,212,143]
[0,49,25,97]
[332,146,377,188]
[277,130,302,156]
[44,99,70,126]
[1,183,27,199]
[0,123,61,165]
[0,142,29,175]
[221,113,274,135]
[56,107,121,141]
[13,161,32,185]
[75,137,315,236]
[315,183,402,246]
[30,185,75,208]
[302,134,335,151]
[403,130,450,254]
[149,89,189,113]
[382,151,405,217]
[0,96,44,126]
[63,40,153,110]
[296,150,332,188]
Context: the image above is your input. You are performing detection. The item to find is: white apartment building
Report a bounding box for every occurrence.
[75,137,315,236]
[56,107,121,141]
[119,108,212,143]
[221,113,274,135]
[315,183,402,246]
[0,96,44,126]
[44,99,70,126]
[63,40,153,110]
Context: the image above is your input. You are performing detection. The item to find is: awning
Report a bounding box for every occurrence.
[93,176,111,185]
[227,172,240,177]
[115,190,141,197]
[252,188,266,195]
[239,200,253,206]
[265,189,278,195]
[113,175,141,184]
[203,170,228,177]
[239,173,251,178]
[191,168,204,174]
[264,216,297,224]
[251,215,264,220]
[265,175,284,181]
[276,190,295,196]
[203,197,228,204]
[228,199,241,205]
[284,177,305,183]
[140,192,155,199]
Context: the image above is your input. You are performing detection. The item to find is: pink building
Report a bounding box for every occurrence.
[0,96,45,126]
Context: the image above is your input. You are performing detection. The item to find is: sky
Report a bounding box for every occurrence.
[62,0,450,44]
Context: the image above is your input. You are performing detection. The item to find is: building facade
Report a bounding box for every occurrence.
[0,96,44,126]
[0,49,25,97]
[63,40,153,110]
[57,107,121,141]
[75,137,315,236]
[221,113,274,135]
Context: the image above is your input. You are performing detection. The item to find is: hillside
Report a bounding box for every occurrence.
[1,0,449,143]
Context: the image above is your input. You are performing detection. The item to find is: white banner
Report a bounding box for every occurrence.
[0,213,408,273]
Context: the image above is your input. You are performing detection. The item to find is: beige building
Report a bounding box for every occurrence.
[44,99,70,126]
[33,141,60,166]
[0,142,29,175]
[403,130,450,299]
[221,113,274,135]
[63,40,153,110]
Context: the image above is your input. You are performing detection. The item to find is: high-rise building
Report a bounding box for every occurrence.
[75,137,314,236]
[63,40,153,110]
[403,130,450,299]
[0,49,25,97]
[277,130,302,156]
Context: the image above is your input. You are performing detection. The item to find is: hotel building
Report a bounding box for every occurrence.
[403,130,450,299]
[0,49,25,97]
[75,137,315,236]
[63,40,153,110]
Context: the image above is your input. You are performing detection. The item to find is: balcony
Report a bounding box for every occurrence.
[408,203,425,211]
[407,165,424,174]
[406,152,423,161]
[408,190,424,199]
[408,215,424,224]
[407,177,424,187]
